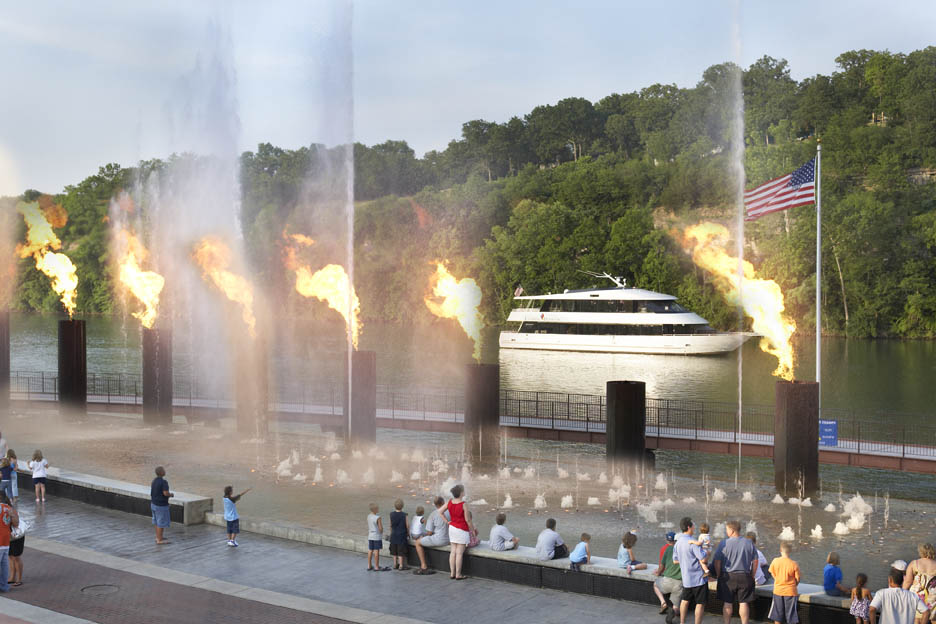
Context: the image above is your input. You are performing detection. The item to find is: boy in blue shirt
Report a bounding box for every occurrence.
[223,485,250,547]
[569,533,591,571]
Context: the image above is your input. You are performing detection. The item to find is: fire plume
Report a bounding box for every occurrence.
[681,222,795,379]
[424,262,483,361]
[16,201,79,317]
[285,243,361,349]
[192,237,257,338]
[116,230,165,329]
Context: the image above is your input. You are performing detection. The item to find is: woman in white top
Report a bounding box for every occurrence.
[28,449,49,504]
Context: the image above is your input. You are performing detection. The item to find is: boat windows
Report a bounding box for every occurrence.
[518,322,709,336]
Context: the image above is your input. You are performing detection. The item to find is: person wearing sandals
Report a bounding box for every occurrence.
[7,493,24,588]
[438,484,472,580]
[389,499,409,570]
[0,491,19,593]
[413,496,448,575]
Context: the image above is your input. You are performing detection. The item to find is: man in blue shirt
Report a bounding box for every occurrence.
[673,517,711,624]
[150,466,173,545]
[712,520,758,624]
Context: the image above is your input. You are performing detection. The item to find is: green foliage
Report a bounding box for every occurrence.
[6,46,936,340]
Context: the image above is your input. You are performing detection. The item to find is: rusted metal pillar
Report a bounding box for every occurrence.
[344,349,377,444]
[774,380,819,497]
[58,319,87,414]
[0,309,9,413]
[464,363,500,465]
[606,381,649,468]
[142,326,173,425]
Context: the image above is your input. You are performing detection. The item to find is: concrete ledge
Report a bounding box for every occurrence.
[205,513,852,623]
[16,468,212,525]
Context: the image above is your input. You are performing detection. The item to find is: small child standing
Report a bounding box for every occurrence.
[367,503,389,571]
[389,499,409,570]
[569,533,591,571]
[28,450,49,504]
[767,541,801,624]
[223,485,250,546]
[849,573,871,624]
[410,506,426,540]
[618,532,648,574]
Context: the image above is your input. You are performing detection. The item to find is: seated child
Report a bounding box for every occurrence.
[569,533,591,571]
[410,506,426,540]
[618,531,648,573]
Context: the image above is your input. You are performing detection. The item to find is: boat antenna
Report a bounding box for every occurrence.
[578,270,626,288]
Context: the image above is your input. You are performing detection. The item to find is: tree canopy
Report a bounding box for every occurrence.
[4,46,936,339]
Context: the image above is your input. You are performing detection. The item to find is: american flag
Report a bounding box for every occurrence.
[744,158,816,221]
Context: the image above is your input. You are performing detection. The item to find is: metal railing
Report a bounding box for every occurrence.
[8,370,936,459]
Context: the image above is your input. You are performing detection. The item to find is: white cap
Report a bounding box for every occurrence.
[891,560,908,571]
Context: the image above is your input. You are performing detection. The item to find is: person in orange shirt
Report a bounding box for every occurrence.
[768,542,802,624]
[0,491,21,593]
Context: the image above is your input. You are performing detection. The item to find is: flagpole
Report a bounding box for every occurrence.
[815,141,822,409]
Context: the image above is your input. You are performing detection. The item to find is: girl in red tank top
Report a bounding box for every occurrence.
[440,484,473,579]
[448,501,469,531]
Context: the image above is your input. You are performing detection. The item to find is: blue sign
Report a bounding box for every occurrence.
[819,419,838,447]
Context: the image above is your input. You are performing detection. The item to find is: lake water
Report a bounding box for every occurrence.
[8,312,936,416]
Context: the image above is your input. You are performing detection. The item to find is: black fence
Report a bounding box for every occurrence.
[8,370,936,459]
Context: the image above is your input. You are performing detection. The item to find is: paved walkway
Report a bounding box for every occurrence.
[1,497,725,623]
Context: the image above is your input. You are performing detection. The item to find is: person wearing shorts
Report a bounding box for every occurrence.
[712,520,758,624]
[150,466,173,544]
[673,517,711,624]
[413,496,449,575]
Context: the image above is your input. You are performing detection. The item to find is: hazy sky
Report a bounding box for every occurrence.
[1,0,934,195]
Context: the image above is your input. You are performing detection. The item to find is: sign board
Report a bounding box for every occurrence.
[819,419,838,447]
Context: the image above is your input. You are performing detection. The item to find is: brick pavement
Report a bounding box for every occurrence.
[3,549,349,624]
[2,496,727,623]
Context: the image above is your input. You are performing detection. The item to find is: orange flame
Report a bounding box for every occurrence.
[116,230,165,329]
[681,222,795,379]
[284,243,361,348]
[289,233,316,247]
[16,201,79,317]
[192,237,257,338]
[424,261,483,361]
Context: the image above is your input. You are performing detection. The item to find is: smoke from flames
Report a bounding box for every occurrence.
[424,261,483,361]
[115,229,165,329]
[16,200,79,317]
[192,237,257,338]
[681,222,796,379]
[283,239,361,349]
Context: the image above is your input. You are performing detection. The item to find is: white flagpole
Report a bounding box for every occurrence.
[816,142,822,407]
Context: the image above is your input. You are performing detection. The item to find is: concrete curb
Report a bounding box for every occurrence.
[26,538,427,624]
[0,596,96,624]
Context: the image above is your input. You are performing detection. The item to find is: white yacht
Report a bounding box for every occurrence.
[499,272,751,355]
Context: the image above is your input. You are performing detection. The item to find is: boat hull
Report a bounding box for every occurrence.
[498,331,750,355]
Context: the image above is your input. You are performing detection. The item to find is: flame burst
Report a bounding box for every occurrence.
[116,230,165,329]
[284,242,361,349]
[16,201,79,317]
[424,262,483,361]
[681,223,795,379]
[192,237,257,338]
